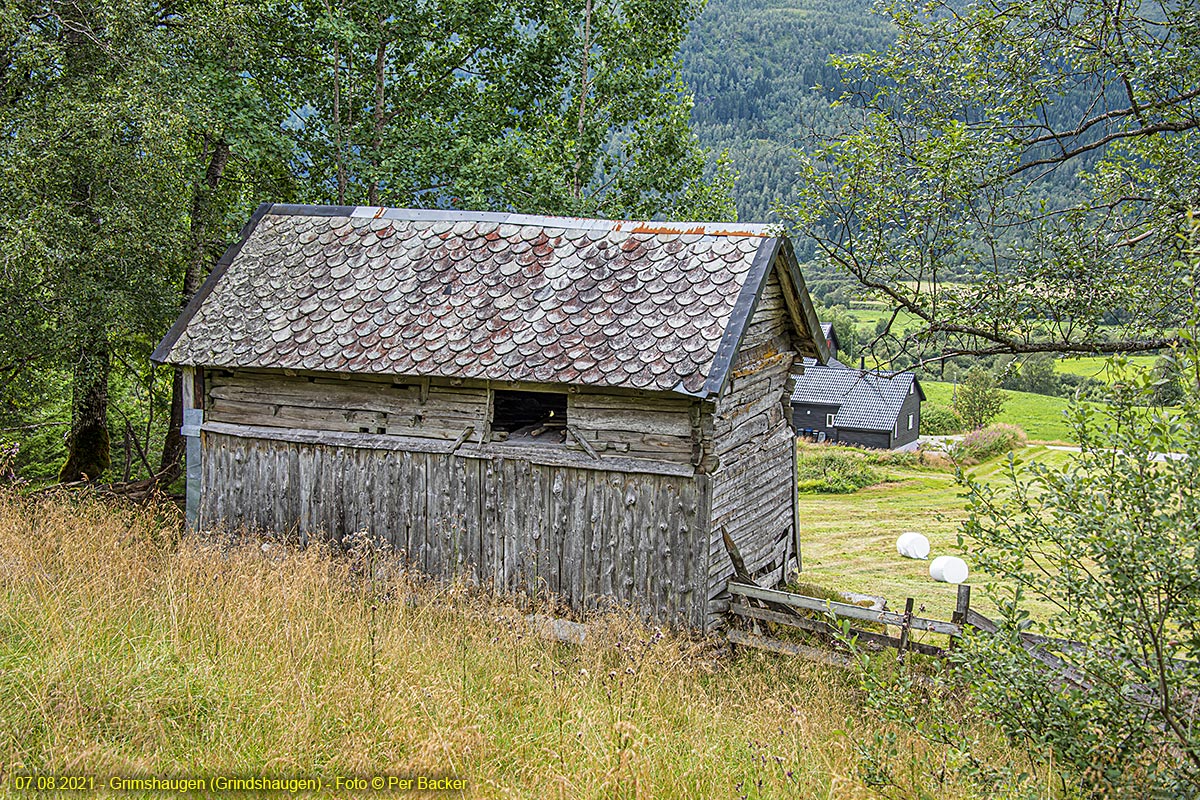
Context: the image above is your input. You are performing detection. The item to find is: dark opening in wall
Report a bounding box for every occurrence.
[491,390,567,443]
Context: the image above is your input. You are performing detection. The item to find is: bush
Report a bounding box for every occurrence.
[920,404,964,435]
[952,336,1200,796]
[951,423,1026,464]
[953,367,1007,429]
[795,447,885,493]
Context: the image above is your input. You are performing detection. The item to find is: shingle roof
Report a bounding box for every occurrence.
[791,360,922,431]
[154,205,825,397]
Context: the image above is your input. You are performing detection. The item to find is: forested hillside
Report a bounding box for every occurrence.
[679,0,894,224]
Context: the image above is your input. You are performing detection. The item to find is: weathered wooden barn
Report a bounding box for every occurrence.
[153,205,828,630]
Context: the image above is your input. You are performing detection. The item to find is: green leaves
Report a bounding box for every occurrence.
[781,0,1200,362]
[954,265,1200,793]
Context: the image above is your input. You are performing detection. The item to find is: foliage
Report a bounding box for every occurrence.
[952,368,1007,430]
[796,445,887,493]
[678,0,896,224]
[919,403,963,436]
[782,0,1200,362]
[950,424,1026,465]
[936,234,1200,795]
[0,0,733,485]
[1151,352,1186,406]
[951,335,1200,796]
[820,304,861,360]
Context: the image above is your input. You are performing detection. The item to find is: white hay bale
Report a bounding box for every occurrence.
[929,555,969,584]
[896,531,930,560]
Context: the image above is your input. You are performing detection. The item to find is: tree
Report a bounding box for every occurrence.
[956,338,1200,795]
[952,367,1005,430]
[0,0,735,485]
[783,0,1200,364]
[281,0,732,220]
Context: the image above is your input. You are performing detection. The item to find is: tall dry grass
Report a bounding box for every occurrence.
[0,493,1033,798]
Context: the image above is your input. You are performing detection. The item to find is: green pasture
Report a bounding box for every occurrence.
[921,381,1077,443]
[1055,354,1157,382]
[796,445,1075,624]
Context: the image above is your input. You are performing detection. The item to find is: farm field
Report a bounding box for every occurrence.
[921,381,1076,442]
[795,445,1074,624]
[0,493,1044,799]
[1055,354,1157,381]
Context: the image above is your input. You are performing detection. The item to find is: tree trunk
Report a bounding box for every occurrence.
[59,333,111,483]
[159,136,231,482]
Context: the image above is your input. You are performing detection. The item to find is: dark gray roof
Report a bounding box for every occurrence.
[791,360,923,431]
[154,205,826,397]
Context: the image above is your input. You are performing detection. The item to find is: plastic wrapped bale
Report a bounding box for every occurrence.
[896,531,930,559]
[929,555,969,584]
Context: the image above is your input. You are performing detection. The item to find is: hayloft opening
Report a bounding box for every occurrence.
[491,390,567,443]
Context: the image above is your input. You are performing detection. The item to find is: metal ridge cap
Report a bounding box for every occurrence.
[263,204,779,237]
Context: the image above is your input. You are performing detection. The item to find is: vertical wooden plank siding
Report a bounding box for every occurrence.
[198,432,708,627]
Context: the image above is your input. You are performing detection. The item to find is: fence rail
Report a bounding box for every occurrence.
[728,580,989,660]
[726,580,1104,689]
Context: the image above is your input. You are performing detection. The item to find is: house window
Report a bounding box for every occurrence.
[491,390,567,443]
[826,413,836,428]
[907,413,914,430]
[909,384,914,395]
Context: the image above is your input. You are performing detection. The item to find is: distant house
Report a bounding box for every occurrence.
[820,322,840,359]
[790,360,924,450]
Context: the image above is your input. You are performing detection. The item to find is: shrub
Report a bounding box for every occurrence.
[795,446,885,493]
[953,367,1007,429]
[920,404,964,435]
[951,423,1026,464]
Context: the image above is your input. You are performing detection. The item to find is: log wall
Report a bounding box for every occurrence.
[199,430,710,628]
[206,369,698,466]
[706,271,800,625]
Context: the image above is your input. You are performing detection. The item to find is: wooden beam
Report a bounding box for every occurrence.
[730,601,945,657]
[728,581,963,637]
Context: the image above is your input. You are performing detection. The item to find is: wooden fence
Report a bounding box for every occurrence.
[727,581,972,664]
[728,580,1115,693]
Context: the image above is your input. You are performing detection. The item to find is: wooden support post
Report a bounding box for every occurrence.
[792,437,802,573]
[950,584,971,650]
[897,597,915,661]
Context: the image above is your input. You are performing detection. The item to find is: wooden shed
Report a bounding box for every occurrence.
[153,205,828,630]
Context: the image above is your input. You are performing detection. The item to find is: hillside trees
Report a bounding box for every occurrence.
[783,0,1200,363]
[283,0,732,219]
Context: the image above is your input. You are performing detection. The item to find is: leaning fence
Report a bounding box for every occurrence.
[726,580,1091,687]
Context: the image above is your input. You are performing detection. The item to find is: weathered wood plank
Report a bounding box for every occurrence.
[728,582,964,636]
[730,601,947,657]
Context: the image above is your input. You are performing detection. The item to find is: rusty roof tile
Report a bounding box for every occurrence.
[157,206,820,395]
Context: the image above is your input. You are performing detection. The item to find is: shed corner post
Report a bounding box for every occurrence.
[180,366,203,532]
[792,435,801,573]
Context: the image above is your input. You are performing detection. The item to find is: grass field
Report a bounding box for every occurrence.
[921,381,1077,442]
[0,493,1048,799]
[795,445,1074,624]
[1055,354,1157,382]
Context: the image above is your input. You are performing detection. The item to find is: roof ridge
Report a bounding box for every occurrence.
[265,204,780,238]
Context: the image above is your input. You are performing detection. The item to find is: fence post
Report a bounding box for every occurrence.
[950,584,971,650]
[897,597,915,661]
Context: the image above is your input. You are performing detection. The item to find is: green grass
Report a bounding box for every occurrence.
[1055,355,1157,382]
[796,445,1075,625]
[922,381,1077,443]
